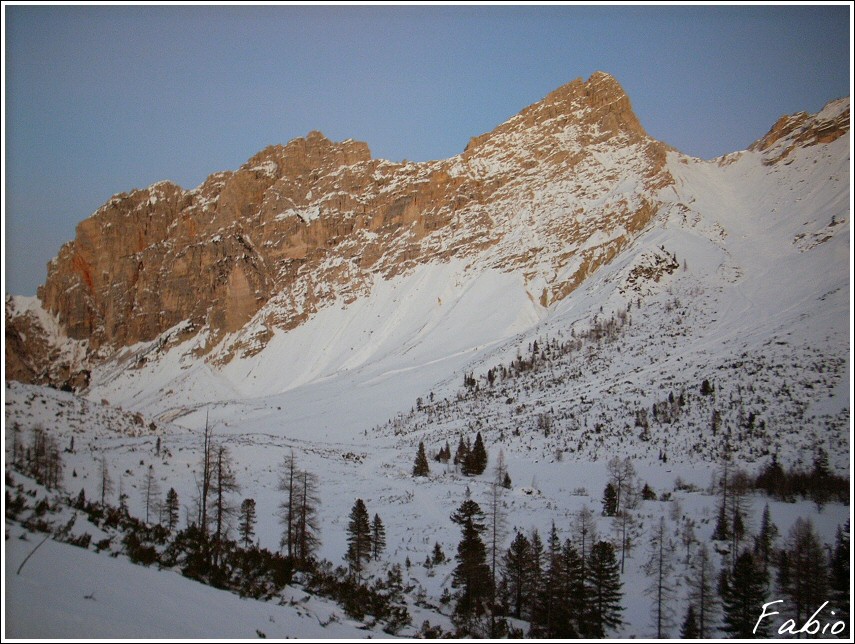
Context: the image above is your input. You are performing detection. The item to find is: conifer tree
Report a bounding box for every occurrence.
[711,502,730,541]
[450,497,491,627]
[463,432,488,476]
[587,541,623,637]
[829,521,850,638]
[164,487,180,531]
[413,441,430,477]
[239,498,257,549]
[778,518,829,630]
[753,503,778,575]
[680,605,699,639]
[346,498,372,580]
[721,551,768,638]
[527,528,545,623]
[502,471,512,489]
[432,541,446,565]
[372,513,386,561]
[686,543,717,638]
[502,530,531,619]
[454,436,469,469]
[539,522,567,637]
[561,538,584,638]
[602,482,618,517]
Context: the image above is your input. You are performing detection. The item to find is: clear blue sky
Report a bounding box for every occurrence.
[4,4,851,296]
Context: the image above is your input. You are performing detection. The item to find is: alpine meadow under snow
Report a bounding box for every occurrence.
[4,76,851,639]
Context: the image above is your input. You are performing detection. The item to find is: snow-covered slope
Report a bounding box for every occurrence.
[60,97,847,472]
[5,521,387,639]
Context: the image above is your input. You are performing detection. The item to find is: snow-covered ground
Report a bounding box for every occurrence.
[5,520,388,639]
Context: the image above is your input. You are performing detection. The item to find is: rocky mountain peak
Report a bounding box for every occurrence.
[748,96,850,163]
[6,73,693,387]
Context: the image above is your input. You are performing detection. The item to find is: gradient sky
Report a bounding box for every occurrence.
[4,4,851,296]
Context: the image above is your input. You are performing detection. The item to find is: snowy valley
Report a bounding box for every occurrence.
[4,80,851,639]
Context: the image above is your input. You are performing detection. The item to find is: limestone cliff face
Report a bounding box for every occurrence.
[748,97,850,164]
[11,72,675,382]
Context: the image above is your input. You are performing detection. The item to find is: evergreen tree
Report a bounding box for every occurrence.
[602,482,618,517]
[453,436,470,469]
[829,521,850,638]
[502,531,531,619]
[729,470,751,568]
[413,441,430,477]
[371,513,386,561]
[711,501,730,541]
[712,441,732,543]
[686,543,717,638]
[752,503,778,575]
[721,551,768,638]
[527,528,545,623]
[450,498,491,627]
[463,432,488,476]
[680,605,699,639]
[502,471,512,489]
[641,482,657,501]
[561,539,585,638]
[587,541,623,637]
[539,522,567,637]
[239,498,257,549]
[778,518,829,630]
[346,498,372,580]
[164,487,180,531]
[432,541,446,565]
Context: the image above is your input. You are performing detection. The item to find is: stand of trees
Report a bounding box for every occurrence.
[6,413,850,640]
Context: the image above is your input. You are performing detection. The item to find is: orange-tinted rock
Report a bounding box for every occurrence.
[12,73,688,381]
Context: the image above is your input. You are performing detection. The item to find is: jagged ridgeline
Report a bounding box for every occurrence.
[9,72,672,387]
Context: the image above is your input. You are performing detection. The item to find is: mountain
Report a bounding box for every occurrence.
[4,73,850,469]
[4,73,850,638]
[7,72,668,384]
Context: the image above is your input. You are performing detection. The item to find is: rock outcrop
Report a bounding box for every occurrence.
[749,97,850,164]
